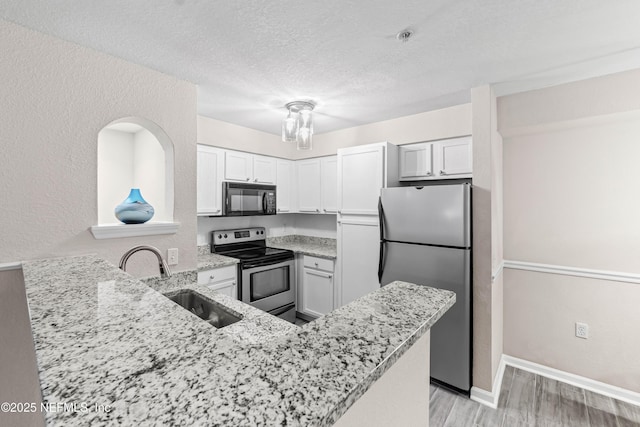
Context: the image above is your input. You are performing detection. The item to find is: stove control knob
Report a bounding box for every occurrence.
[217,234,222,239]
[224,234,228,238]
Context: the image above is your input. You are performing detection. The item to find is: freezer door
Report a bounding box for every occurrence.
[380,241,471,391]
[380,184,470,247]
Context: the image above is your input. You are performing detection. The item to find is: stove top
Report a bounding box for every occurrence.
[210,227,293,265]
[216,246,292,261]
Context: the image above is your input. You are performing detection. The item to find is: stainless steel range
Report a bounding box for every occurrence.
[210,227,296,323]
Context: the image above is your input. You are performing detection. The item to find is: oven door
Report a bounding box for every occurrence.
[224,182,276,216]
[241,259,295,313]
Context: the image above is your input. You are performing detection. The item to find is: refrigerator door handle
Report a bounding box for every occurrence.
[378,196,385,242]
[378,196,386,283]
[378,240,386,283]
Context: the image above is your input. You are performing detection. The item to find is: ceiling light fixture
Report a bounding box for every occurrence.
[282,100,315,150]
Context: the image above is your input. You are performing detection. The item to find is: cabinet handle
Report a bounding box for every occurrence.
[246,177,250,181]
[316,208,320,213]
[254,178,258,182]
[440,170,446,176]
[426,172,432,176]
[338,210,342,214]
[214,209,220,213]
[210,275,215,280]
[314,262,319,267]
[323,208,327,213]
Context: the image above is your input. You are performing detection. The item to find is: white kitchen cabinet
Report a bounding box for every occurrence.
[336,142,398,308]
[298,255,335,319]
[252,154,277,184]
[297,156,338,214]
[399,142,433,180]
[224,150,276,184]
[197,265,238,300]
[399,136,472,181]
[296,158,322,213]
[197,144,224,216]
[320,156,338,213]
[276,159,295,213]
[434,136,472,178]
[337,142,398,215]
[337,219,380,307]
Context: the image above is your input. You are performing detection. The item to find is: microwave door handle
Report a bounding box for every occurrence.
[262,192,267,213]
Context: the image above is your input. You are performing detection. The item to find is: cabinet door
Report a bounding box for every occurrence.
[297,159,322,213]
[321,156,338,213]
[276,159,294,213]
[434,137,472,178]
[207,279,238,300]
[338,145,384,215]
[197,145,223,215]
[253,155,276,184]
[224,150,253,182]
[301,268,334,317]
[399,143,433,180]
[337,219,380,306]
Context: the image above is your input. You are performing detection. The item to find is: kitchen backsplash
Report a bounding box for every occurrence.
[197,214,337,245]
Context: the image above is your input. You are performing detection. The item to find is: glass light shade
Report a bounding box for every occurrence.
[297,127,312,150]
[282,111,298,143]
[298,109,313,133]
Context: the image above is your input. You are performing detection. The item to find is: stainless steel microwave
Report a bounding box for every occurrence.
[223,182,277,216]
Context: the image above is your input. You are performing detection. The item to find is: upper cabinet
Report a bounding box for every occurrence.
[399,136,472,181]
[224,151,276,184]
[320,157,338,214]
[276,159,295,213]
[337,142,398,216]
[296,156,337,214]
[297,159,322,213]
[197,145,224,216]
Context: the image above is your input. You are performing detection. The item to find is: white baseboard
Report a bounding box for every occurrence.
[503,355,640,407]
[470,355,506,409]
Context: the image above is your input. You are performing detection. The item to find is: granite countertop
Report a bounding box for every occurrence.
[266,235,337,259]
[22,254,454,426]
[196,245,239,271]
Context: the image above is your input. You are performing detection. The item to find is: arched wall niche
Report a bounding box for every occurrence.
[92,117,178,239]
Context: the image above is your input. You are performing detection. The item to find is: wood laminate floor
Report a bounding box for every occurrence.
[430,366,640,426]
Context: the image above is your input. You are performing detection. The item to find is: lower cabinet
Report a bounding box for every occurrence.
[197,265,237,300]
[297,255,335,319]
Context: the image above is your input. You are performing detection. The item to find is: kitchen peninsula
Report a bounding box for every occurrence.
[22,254,454,426]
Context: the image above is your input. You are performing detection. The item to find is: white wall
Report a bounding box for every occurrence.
[471,85,503,393]
[197,104,472,160]
[499,68,640,393]
[0,19,197,277]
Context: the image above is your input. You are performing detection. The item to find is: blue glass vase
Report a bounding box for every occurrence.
[115,188,154,224]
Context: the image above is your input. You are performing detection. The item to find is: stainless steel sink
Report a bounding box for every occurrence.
[166,290,242,328]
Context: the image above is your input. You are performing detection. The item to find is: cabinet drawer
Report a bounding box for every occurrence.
[303,255,334,272]
[197,265,236,286]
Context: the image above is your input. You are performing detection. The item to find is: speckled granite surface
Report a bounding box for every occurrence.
[197,249,238,271]
[22,254,454,426]
[267,235,337,259]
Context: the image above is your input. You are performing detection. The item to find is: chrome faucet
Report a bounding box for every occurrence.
[119,245,172,278]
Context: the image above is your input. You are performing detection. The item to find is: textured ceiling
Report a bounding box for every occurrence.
[2,1,640,135]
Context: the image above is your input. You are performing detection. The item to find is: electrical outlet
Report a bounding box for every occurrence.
[167,248,179,266]
[575,322,589,339]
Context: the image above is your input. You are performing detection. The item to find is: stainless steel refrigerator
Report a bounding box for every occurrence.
[378,183,471,393]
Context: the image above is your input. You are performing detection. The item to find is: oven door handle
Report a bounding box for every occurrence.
[243,259,292,270]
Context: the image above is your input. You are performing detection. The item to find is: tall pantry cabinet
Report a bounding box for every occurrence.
[336,142,398,307]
